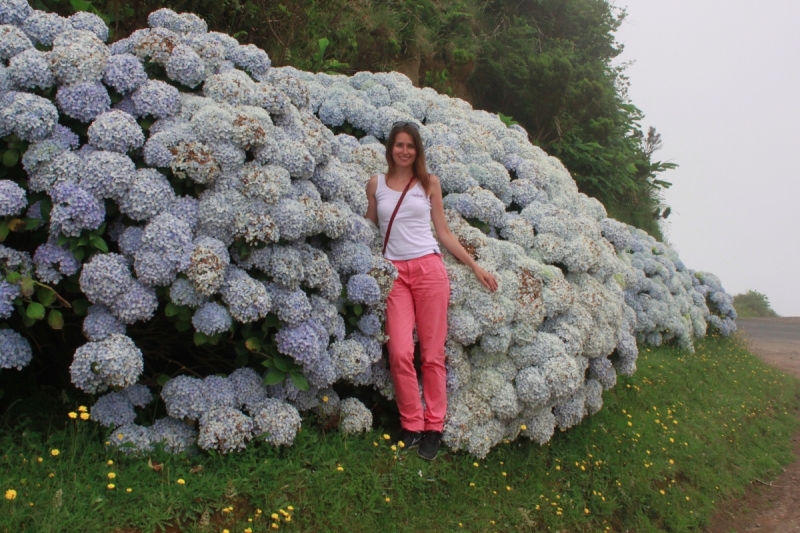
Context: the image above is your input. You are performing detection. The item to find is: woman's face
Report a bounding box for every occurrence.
[391,132,417,170]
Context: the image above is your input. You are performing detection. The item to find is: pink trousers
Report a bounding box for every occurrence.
[386,253,450,433]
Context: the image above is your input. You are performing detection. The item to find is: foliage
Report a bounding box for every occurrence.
[733,290,779,318]
[1,336,798,531]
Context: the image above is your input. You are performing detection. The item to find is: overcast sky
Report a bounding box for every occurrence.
[611,0,800,317]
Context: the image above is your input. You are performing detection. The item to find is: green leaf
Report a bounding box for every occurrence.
[234,341,248,358]
[260,358,274,369]
[263,369,286,386]
[57,235,68,247]
[24,218,42,230]
[19,277,34,297]
[175,320,191,332]
[26,302,46,320]
[22,315,36,327]
[193,332,209,346]
[72,248,84,262]
[353,304,363,316]
[273,357,291,373]
[0,221,9,243]
[262,314,280,331]
[2,149,19,168]
[71,298,90,316]
[90,236,107,252]
[348,316,359,326]
[36,286,56,306]
[289,372,310,391]
[47,309,64,330]
[164,302,180,317]
[245,336,262,352]
[156,374,170,387]
[40,198,52,220]
[234,350,249,368]
[70,0,92,11]
[6,271,21,284]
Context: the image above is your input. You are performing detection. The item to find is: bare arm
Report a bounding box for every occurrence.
[364,175,378,225]
[429,175,498,292]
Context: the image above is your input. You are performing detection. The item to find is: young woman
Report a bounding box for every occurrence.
[365,122,498,460]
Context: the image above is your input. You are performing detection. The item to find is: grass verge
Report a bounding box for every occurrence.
[1,333,799,532]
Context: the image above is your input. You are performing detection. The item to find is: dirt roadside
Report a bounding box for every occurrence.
[705,318,800,533]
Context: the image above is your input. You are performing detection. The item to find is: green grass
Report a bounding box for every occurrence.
[1,334,798,532]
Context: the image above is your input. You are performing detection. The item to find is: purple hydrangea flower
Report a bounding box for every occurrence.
[21,10,69,46]
[132,80,179,118]
[7,48,54,89]
[49,183,105,237]
[56,82,111,123]
[33,242,80,284]
[0,180,26,216]
[0,281,20,319]
[346,274,381,305]
[192,301,232,336]
[68,12,108,42]
[103,53,147,94]
[0,0,32,25]
[88,110,145,153]
[0,92,58,141]
[0,328,32,370]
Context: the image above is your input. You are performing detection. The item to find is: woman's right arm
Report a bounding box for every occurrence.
[365,175,379,225]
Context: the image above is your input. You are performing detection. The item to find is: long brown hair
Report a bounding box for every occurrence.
[385,124,430,195]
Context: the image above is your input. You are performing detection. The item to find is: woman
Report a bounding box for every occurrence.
[365,122,498,460]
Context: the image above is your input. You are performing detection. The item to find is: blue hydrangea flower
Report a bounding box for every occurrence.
[165,44,207,88]
[109,281,159,324]
[49,183,105,237]
[357,313,382,336]
[69,334,143,394]
[338,397,372,434]
[80,150,136,200]
[198,407,253,453]
[32,242,80,284]
[21,10,69,46]
[68,12,108,42]
[229,44,271,81]
[148,8,207,35]
[275,318,328,366]
[150,417,197,453]
[0,328,31,370]
[192,301,232,335]
[0,92,58,141]
[0,180,26,216]
[0,281,19,319]
[162,375,207,420]
[103,53,148,94]
[49,29,108,85]
[88,110,145,153]
[220,267,271,323]
[56,81,111,123]
[0,0,32,25]
[251,399,302,446]
[228,367,268,411]
[132,80,179,118]
[91,391,136,428]
[0,24,32,61]
[79,253,134,306]
[118,169,175,221]
[7,48,54,89]
[346,274,381,306]
[82,304,126,341]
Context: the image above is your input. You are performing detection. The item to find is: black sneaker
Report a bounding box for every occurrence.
[418,431,442,461]
[398,430,422,450]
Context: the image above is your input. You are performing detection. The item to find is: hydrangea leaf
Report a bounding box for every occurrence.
[26,302,46,320]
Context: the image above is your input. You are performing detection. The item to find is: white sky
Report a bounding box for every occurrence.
[612,0,800,317]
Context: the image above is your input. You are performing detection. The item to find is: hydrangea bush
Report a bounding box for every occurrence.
[0,2,736,458]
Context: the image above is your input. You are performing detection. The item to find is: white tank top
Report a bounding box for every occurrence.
[375,174,440,260]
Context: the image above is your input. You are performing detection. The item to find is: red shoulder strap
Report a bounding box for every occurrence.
[382,177,416,256]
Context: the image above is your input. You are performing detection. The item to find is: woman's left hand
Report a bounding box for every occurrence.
[473,266,498,292]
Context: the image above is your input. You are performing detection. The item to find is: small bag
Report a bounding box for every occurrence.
[381,177,415,256]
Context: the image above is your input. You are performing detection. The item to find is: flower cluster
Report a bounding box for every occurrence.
[0,2,737,457]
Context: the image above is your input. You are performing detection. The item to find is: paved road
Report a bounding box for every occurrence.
[706,317,800,533]
[735,317,800,378]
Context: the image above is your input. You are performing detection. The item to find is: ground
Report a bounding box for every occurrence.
[706,317,800,533]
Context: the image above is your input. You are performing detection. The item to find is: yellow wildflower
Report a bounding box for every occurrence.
[5,489,16,500]
[501,472,507,477]
[80,412,90,420]
[336,465,344,472]
[108,472,116,479]
[398,441,405,448]
[107,484,115,490]
[78,406,88,412]
[322,396,329,403]
[520,424,527,431]
[126,488,132,493]
[584,508,590,514]
[245,528,253,533]
[287,506,294,511]
[390,445,397,451]
[271,524,279,530]
[48,473,54,478]
[385,497,390,502]
[50,449,60,456]
[383,434,391,440]
[36,457,42,463]
[506,486,511,491]
[469,482,475,487]
[177,479,185,485]
[271,513,279,520]
[68,412,77,419]
[473,462,479,467]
